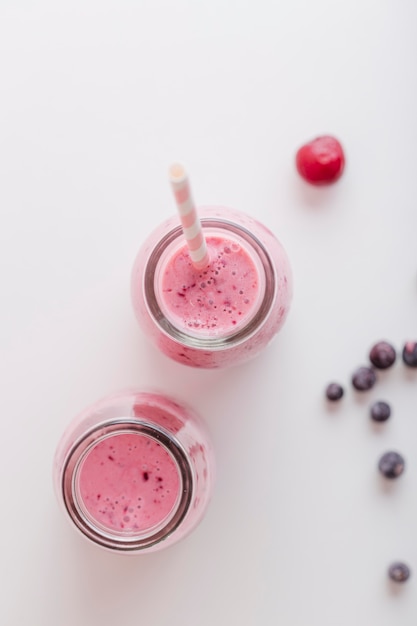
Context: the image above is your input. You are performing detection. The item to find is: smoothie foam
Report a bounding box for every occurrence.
[132,206,292,368]
[54,390,214,553]
[157,233,264,338]
[78,433,180,533]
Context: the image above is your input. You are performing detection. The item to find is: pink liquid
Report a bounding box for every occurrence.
[54,390,214,553]
[78,433,180,533]
[132,206,293,368]
[159,235,263,337]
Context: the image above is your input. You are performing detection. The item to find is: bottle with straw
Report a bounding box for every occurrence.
[131,163,293,368]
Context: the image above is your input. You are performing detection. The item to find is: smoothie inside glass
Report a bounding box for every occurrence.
[77,432,182,535]
[53,390,214,553]
[156,228,266,340]
[132,206,292,368]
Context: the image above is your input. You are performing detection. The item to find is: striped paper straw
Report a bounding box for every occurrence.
[169,163,210,270]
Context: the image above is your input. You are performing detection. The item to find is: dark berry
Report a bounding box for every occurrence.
[325,383,344,401]
[370,401,391,422]
[378,451,405,479]
[295,135,345,185]
[402,341,417,367]
[352,366,376,391]
[369,341,396,369]
[388,562,411,583]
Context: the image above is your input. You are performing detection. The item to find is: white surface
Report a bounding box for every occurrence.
[1,1,416,624]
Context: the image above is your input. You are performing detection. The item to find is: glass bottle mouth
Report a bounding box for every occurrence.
[61,419,193,552]
[143,218,276,350]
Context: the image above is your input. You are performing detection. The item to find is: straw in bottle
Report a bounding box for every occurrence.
[169,164,209,270]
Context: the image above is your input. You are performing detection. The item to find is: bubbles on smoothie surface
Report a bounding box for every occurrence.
[161,235,261,333]
[78,433,180,533]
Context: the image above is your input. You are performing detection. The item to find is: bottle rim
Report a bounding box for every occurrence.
[143,218,276,350]
[61,418,193,552]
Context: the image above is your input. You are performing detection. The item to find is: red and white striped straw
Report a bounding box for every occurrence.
[169,163,209,270]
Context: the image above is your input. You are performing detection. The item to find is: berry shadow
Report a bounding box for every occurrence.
[402,367,417,383]
[371,369,391,385]
[323,397,345,415]
[352,390,372,406]
[370,420,389,435]
[291,176,340,211]
[322,400,343,421]
[386,577,410,597]
[377,474,402,495]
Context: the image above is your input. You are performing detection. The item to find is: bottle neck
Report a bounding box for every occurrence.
[61,419,193,552]
[144,218,276,350]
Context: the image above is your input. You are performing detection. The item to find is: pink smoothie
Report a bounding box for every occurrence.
[131,206,293,368]
[158,234,264,337]
[78,433,181,533]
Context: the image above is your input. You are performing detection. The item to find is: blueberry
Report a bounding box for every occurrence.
[325,383,344,401]
[388,562,411,583]
[402,341,417,367]
[370,401,391,422]
[378,451,405,479]
[352,366,376,391]
[369,341,396,369]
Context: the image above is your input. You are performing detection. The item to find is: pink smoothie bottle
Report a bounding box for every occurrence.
[53,390,214,554]
[131,206,292,368]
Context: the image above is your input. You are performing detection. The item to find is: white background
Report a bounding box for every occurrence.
[1,1,416,624]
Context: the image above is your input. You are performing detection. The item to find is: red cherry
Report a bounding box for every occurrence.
[296,135,345,185]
